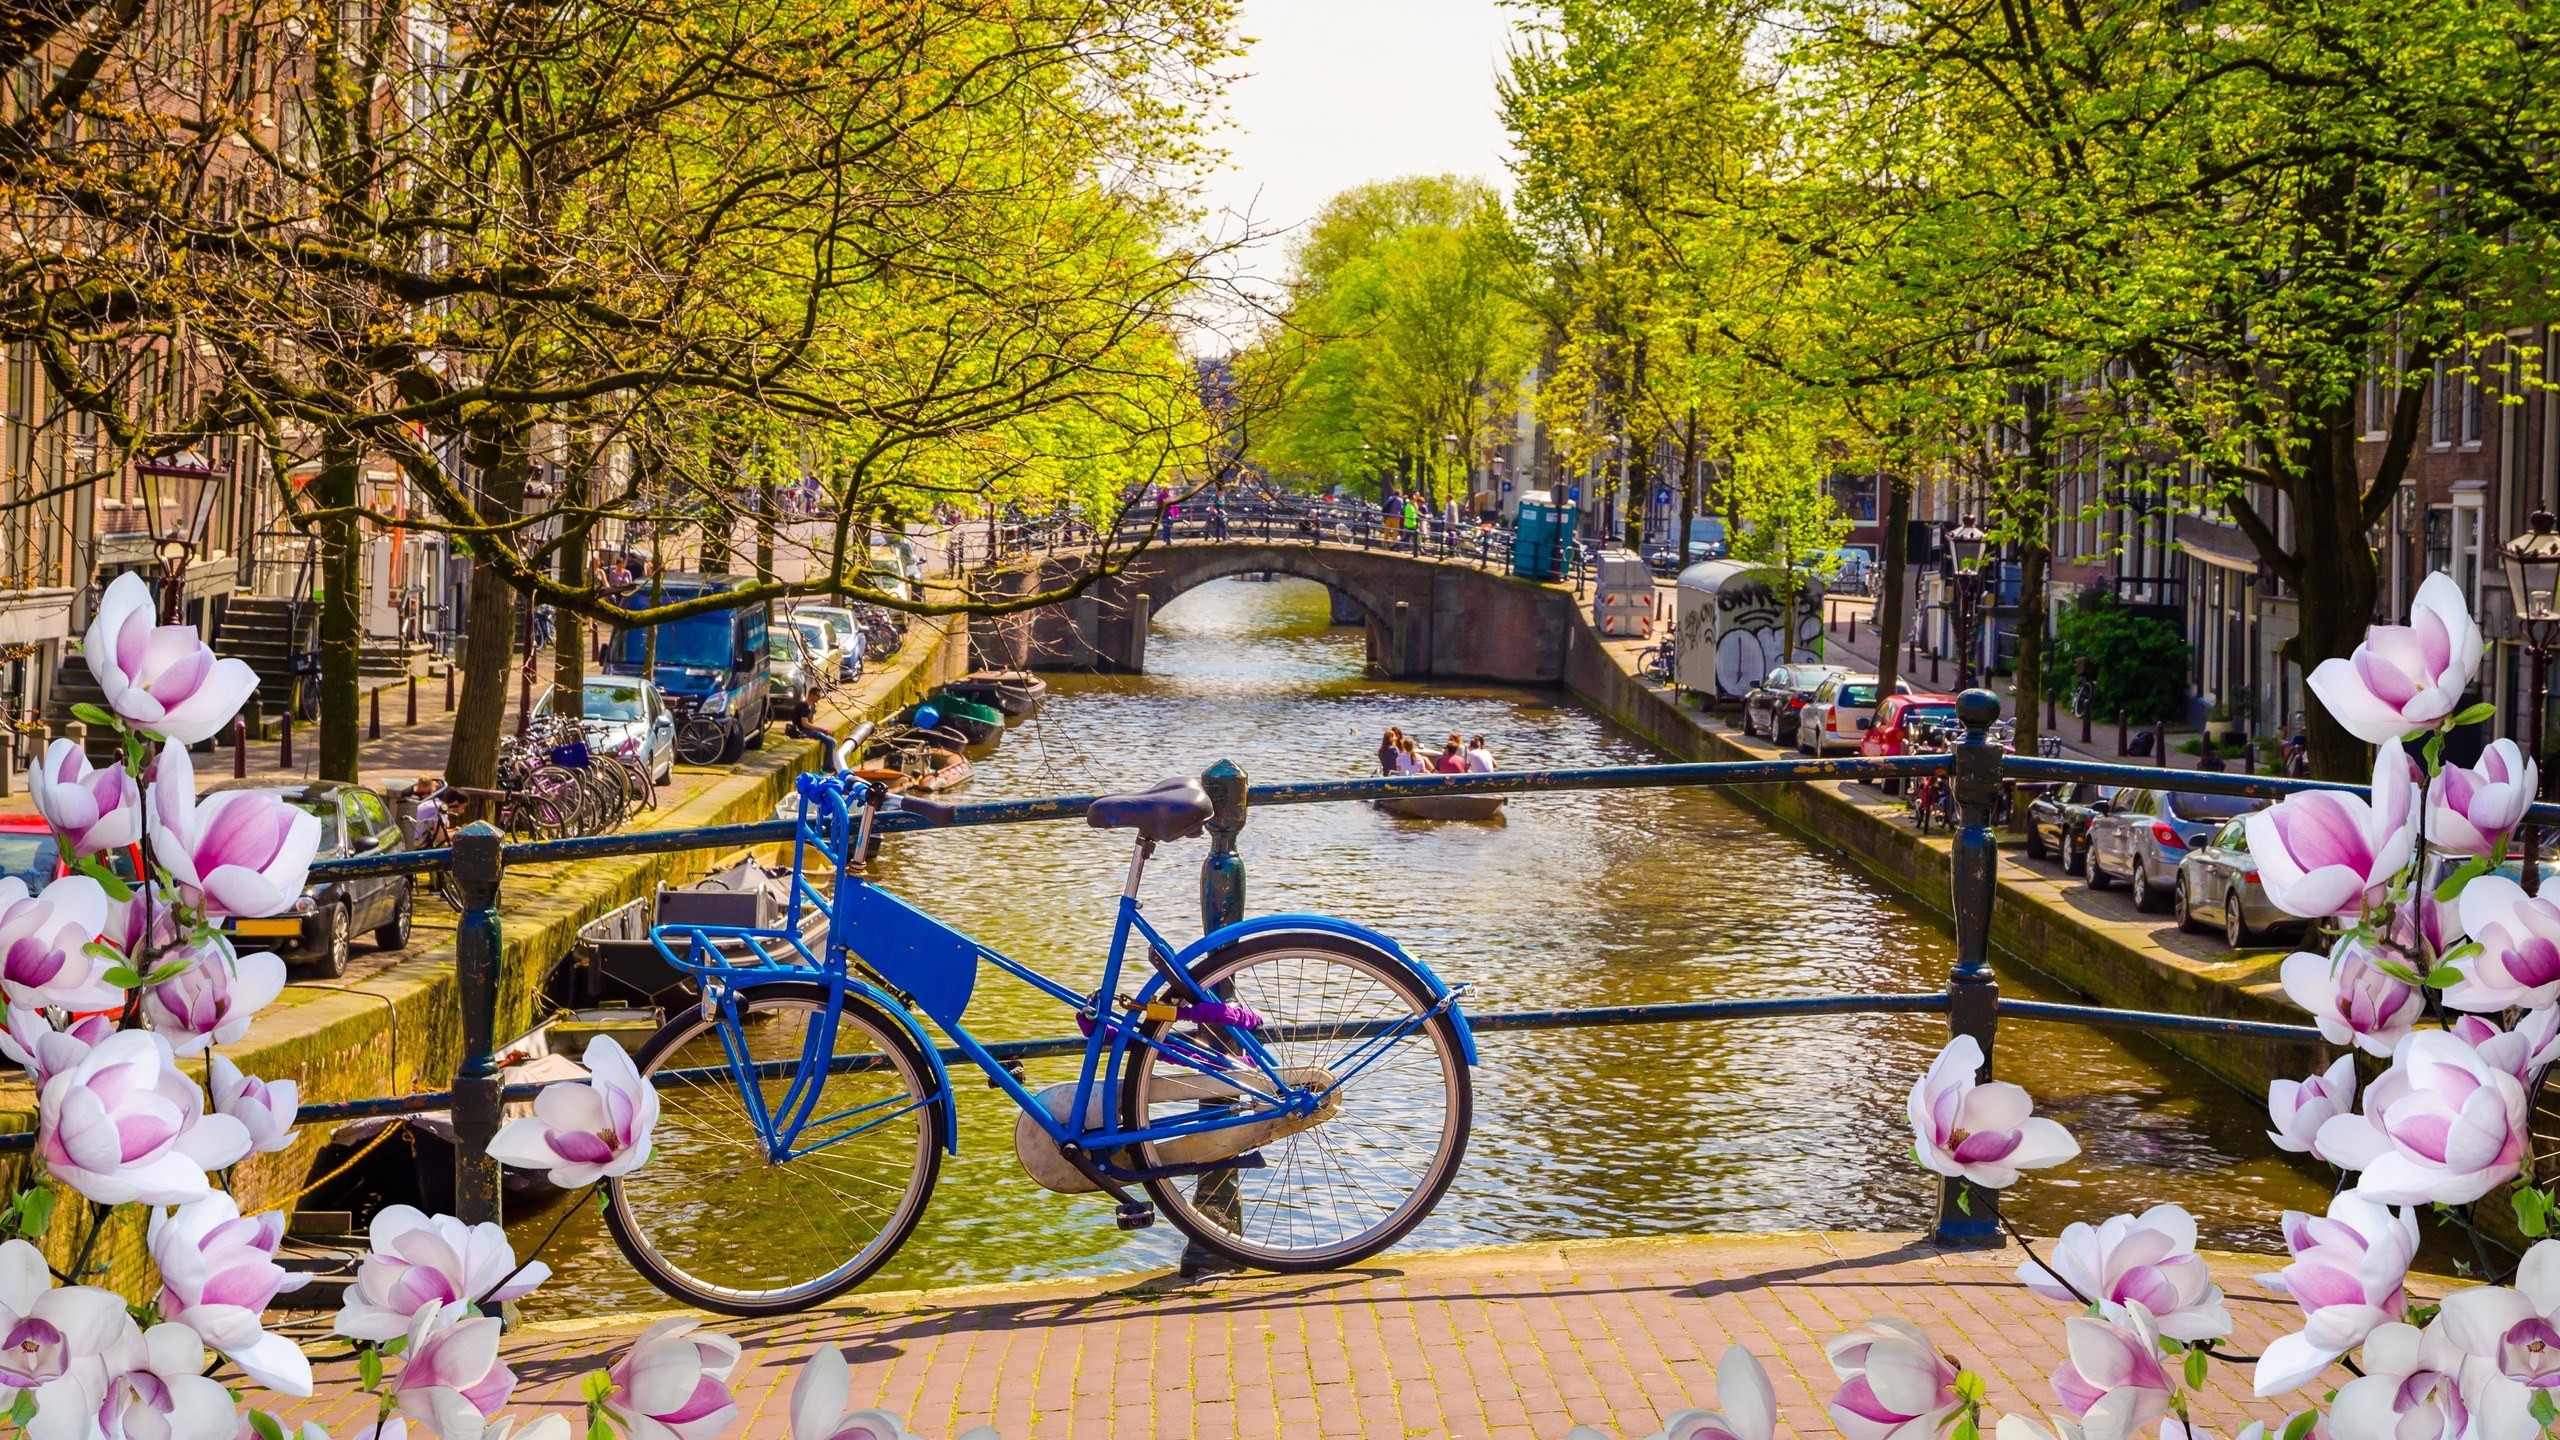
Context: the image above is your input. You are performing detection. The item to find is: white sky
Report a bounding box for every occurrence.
[1189,0,1531,329]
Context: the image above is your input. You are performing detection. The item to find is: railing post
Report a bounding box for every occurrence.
[1935,687,2004,1248]
[1199,759,1248,931]
[452,822,507,1225]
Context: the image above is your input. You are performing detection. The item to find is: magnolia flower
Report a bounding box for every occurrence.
[28,740,139,859]
[2253,1192,2419,1394]
[2454,1008,2560,1089]
[82,573,259,746]
[36,1029,249,1205]
[0,1273,151,1440]
[2245,739,2418,920]
[207,1055,298,1156]
[2429,739,2539,857]
[487,1036,658,1188]
[2324,1321,2471,1440]
[2051,1304,2175,1440]
[149,1193,313,1395]
[2017,1205,2231,1342]
[101,881,178,960]
[97,1323,240,1440]
[2280,940,2422,1057]
[0,1008,113,1093]
[333,1208,550,1343]
[146,745,320,919]
[140,937,284,1055]
[1825,1318,1961,1440]
[0,874,120,1013]
[791,1346,925,1440]
[1636,1346,1776,1440]
[2308,571,2483,743]
[391,1305,516,1440]
[602,1318,742,1440]
[1906,1034,2078,1189]
[2390,881,2464,959]
[2269,1055,2359,1159]
[2450,876,2560,1013]
[2317,1028,2529,1204]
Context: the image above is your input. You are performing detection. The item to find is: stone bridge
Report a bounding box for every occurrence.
[968,540,1577,681]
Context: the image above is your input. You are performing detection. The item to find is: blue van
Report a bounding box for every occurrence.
[602,575,770,763]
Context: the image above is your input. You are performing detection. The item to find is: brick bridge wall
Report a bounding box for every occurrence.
[969,543,1575,682]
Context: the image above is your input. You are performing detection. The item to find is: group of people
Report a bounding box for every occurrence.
[1377,727,1497,775]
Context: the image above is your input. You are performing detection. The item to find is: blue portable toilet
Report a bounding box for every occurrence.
[1512,495,1577,580]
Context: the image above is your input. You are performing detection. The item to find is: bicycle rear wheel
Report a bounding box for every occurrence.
[675,717,726,766]
[604,982,946,1315]
[1123,931,1471,1272]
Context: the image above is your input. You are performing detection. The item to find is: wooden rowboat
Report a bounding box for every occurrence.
[1374,793,1507,822]
[945,670,1047,718]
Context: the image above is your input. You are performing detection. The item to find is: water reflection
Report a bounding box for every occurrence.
[512,577,2323,1318]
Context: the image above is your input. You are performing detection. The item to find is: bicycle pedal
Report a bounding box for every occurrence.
[1114,1201,1156,1232]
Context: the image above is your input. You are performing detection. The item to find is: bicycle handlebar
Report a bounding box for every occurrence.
[896,795,959,827]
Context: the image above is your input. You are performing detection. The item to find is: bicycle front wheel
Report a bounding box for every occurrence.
[1123,931,1471,1272]
[675,718,726,766]
[604,982,946,1315]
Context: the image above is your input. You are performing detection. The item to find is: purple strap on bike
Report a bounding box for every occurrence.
[1178,1000,1265,1030]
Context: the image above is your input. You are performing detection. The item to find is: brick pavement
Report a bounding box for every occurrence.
[274,1232,2388,1440]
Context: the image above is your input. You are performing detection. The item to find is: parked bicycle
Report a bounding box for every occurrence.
[617,769,1478,1314]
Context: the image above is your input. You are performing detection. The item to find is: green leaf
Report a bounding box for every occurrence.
[2184,1349,2207,1390]
[250,1413,286,1440]
[1956,1187,1972,1215]
[72,855,130,903]
[2375,959,2424,984]
[1955,1372,1986,1404]
[68,703,113,729]
[2283,1413,2318,1440]
[9,1392,33,1425]
[2424,966,2467,989]
[2436,857,2494,900]
[2453,702,2499,727]
[140,959,195,986]
[586,1421,618,1440]
[99,967,142,990]
[582,1372,616,1405]
[384,1335,408,1357]
[15,1190,54,1241]
[357,1346,382,1392]
[2517,1186,2555,1239]
[2532,1390,2558,1427]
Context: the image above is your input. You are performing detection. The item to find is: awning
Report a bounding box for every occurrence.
[2173,516,2263,574]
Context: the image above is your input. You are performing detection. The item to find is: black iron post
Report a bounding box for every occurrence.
[1934,688,2004,1247]
[452,822,507,1224]
[1185,760,1249,1276]
[2527,641,2552,896]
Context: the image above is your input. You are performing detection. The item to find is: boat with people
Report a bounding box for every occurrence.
[1368,727,1507,822]
[1376,793,1507,821]
[944,670,1048,717]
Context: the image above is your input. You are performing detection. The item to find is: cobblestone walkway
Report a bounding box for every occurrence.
[278,1232,2362,1440]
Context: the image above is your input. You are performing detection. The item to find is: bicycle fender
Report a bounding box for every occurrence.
[1161,914,1478,1067]
[840,976,962,1156]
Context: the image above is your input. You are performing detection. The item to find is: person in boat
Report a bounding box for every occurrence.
[1377,727,1404,776]
[1434,738,1468,774]
[1465,734,1496,772]
[1394,737,1426,774]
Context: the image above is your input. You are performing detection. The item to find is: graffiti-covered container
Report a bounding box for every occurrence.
[1672,560,1828,701]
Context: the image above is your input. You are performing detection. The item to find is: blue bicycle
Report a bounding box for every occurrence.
[605,769,1478,1315]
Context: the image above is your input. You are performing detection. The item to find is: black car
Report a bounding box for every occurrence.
[2024,781,2114,874]
[208,781,415,979]
[1740,664,1848,744]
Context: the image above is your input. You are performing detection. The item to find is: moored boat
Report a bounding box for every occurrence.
[1375,793,1507,822]
[945,670,1047,718]
[919,692,1005,745]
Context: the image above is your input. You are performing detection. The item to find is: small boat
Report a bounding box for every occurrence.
[919,692,1005,746]
[1374,793,1508,822]
[945,670,1047,718]
[864,725,975,792]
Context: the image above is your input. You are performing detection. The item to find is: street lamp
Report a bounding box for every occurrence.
[2503,509,2560,893]
[1947,514,1990,691]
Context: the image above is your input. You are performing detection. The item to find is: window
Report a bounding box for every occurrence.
[2425,506,2453,581]
[2365,346,2387,437]
[2462,351,2483,446]
[2433,360,2452,446]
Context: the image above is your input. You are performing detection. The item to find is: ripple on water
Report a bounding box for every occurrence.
[509,577,2328,1319]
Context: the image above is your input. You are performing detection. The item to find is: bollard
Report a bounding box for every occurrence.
[445,665,456,712]
[1933,688,2004,1247]
[232,717,247,779]
[451,822,507,1224]
[1184,759,1249,1276]
[279,711,293,769]
[2044,687,2056,732]
[408,674,418,727]
[1848,610,1858,645]
[369,686,381,741]
[2117,712,2128,756]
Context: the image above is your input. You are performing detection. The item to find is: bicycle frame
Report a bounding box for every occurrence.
[649,772,1449,1181]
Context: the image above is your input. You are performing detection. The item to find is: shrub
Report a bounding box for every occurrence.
[2051,588,2189,723]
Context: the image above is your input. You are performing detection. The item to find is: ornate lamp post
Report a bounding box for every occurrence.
[2502,510,2560,894]
[1947,514,1989,691]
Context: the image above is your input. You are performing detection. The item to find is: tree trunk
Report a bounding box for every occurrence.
[2294,415,2383,781]
[2012,387,2054,754]
[1874,470,1913,700]
[552,443,588,722]
[314,433,364,783]
[1677,408,1701,575]
[446,409,530,791]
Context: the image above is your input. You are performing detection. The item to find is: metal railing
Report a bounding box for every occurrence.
[48,690,2503,1246]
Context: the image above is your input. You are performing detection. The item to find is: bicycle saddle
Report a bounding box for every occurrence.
[1086,777,1213,842]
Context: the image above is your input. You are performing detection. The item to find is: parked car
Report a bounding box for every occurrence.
[2023,781,2113,873]
[766,627,816,721]
[209,781,414,978]
[786,617,845,693]
[2084,788,2270,913]
[1742,664,1849,744]
[1798,672,1910,756]
[2176,816,2308,948]
[0,813,66,894]
[530,675,677,785]
[1857,693,1960,790]
[1644,517,1730,573]
[791,606,868,682]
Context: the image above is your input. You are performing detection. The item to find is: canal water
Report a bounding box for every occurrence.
[509,577,2325,1318]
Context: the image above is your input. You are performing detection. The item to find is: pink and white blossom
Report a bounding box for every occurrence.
[331,1208,549,1344]
[2308,571,2483,743]
[1906,1035,2079,1190]
[100,882,177,960]
[2281,941,2422,1057]
[2316,1029,2530,1204]
[602,1317,741,1440]
[2323,1321,2472,1440]
[2253,1192,2419,1395]
[145,745,320,920]
[1634,1346,1775,1440]
[2427,1261,2560,1440]
[27,740,139,860]
[2016,1205,2231,1342]
[1824,1318,1961,1440]
[1,1278,149,1440]
[790,1347,929,1440]
[2269,1055,2360,1160]
[2050,1304,2175,1440]
[2453,1009,2560,1087]
[36,1029,249,1205]
[486,1036,658,1188]
[2428,739,2539,857]
[0,1008,112,1093]
[96,1323,240,1440]
[390,1305,516,1440]
[139,937,283,1056]
[2450,875,2560,1012]
[2245,739,2418,921]
[148,1193,312,1395]
[0,874,120,1013]
[206,1055,297,1156]
[81,573,260,747]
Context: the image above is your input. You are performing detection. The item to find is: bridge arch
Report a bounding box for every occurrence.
[1136,545,1393,632]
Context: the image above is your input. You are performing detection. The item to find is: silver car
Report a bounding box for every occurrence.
[791,606,867,683]
[2176,816,2306,949]
[532,676,677,784]
[2085,788,2269,915]
[786,616,845,694]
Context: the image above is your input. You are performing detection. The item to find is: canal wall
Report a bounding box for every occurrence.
[1555,606,2332,1102]
[0,616,970,1294]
